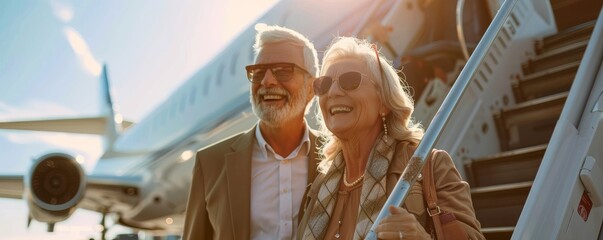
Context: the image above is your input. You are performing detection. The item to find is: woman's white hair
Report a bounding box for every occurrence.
[253,23,319,77]
[316,37,424,172]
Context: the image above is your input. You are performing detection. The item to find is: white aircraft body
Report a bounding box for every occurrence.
[1,0,603,239]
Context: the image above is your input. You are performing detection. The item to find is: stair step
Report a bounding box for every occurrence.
[538,20,595,54]
[523,39,587,75]
[481,226,514,240]
[551,0,603,31]
[465,144,546,187]
[533,39,588,62]
[512,60,579,102]
[494,92,567,151]
[472,181,532,228]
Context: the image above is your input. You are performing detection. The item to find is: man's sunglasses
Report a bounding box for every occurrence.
[313,71,369,96]
[245,62,309,83]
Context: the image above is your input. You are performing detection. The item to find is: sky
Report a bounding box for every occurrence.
[0,0,279,239]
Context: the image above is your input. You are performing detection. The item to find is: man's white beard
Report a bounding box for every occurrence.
[251,86,307,125]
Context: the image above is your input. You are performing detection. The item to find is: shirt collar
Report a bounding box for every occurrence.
[255,121,311,160]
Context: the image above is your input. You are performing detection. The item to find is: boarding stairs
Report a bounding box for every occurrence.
[460,1,602,239]
[364,0,603,238]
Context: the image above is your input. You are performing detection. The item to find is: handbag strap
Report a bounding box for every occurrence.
[422,151,445,239]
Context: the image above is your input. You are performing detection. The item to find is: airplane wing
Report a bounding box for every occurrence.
[0,175,24,199]
[0,117,134,135]
[80,174,142,212]
[0,64,133,138]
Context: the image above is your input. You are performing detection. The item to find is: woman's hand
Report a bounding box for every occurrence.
[375,205,431,240]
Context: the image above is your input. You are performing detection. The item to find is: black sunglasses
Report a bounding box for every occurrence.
[245,62,309,83]
[313,72,368,96]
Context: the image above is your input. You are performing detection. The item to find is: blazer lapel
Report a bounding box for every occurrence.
[225,127,255,239]
[297,129,320,223]
[307,129,319,184]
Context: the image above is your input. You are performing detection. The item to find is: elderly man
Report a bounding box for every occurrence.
[183,24,320,240]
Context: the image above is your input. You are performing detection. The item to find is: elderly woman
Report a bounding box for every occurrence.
[297,37,484,240]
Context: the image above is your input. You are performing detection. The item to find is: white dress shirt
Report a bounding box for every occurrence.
[250,124,310,240]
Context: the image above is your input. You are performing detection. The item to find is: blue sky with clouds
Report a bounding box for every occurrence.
[0,0,278,238]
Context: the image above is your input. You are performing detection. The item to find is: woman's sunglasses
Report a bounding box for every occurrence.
[245,62,309,83]
[313,44,385,96]
[313,71,368,96]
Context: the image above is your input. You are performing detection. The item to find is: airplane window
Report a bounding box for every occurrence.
[163,111,169,125]
[140,125,148,140]
[171,101,177,118]
[231,52,239,75]
[216,64,224,86]
[249,43,254,62]
[180,94,186,113]
[204,77,210,96]
[189,86,196,105]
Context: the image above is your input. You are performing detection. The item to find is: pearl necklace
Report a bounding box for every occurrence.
[343,170,365,187]
[335,170,364,238]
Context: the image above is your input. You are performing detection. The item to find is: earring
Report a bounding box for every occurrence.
[381,113,388,143]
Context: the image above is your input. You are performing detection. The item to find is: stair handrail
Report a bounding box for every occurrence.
[456,0,470,60]
[553,15,603,127]
[513,7,603,239]
[365,0,520,238]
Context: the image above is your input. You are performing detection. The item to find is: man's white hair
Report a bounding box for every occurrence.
[253,23,319,77]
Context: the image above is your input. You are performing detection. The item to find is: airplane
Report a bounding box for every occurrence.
[1,0,602,239]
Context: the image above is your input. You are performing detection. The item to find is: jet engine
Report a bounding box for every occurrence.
[24,153,86,224]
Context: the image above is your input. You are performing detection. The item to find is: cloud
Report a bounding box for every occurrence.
[0,100,78,120]
[4,132,102,169]
[50,0,74,23]
[63,27,102,76]
[5,132,101,154]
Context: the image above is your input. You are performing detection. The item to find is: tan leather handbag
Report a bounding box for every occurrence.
[422,151,468,240]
